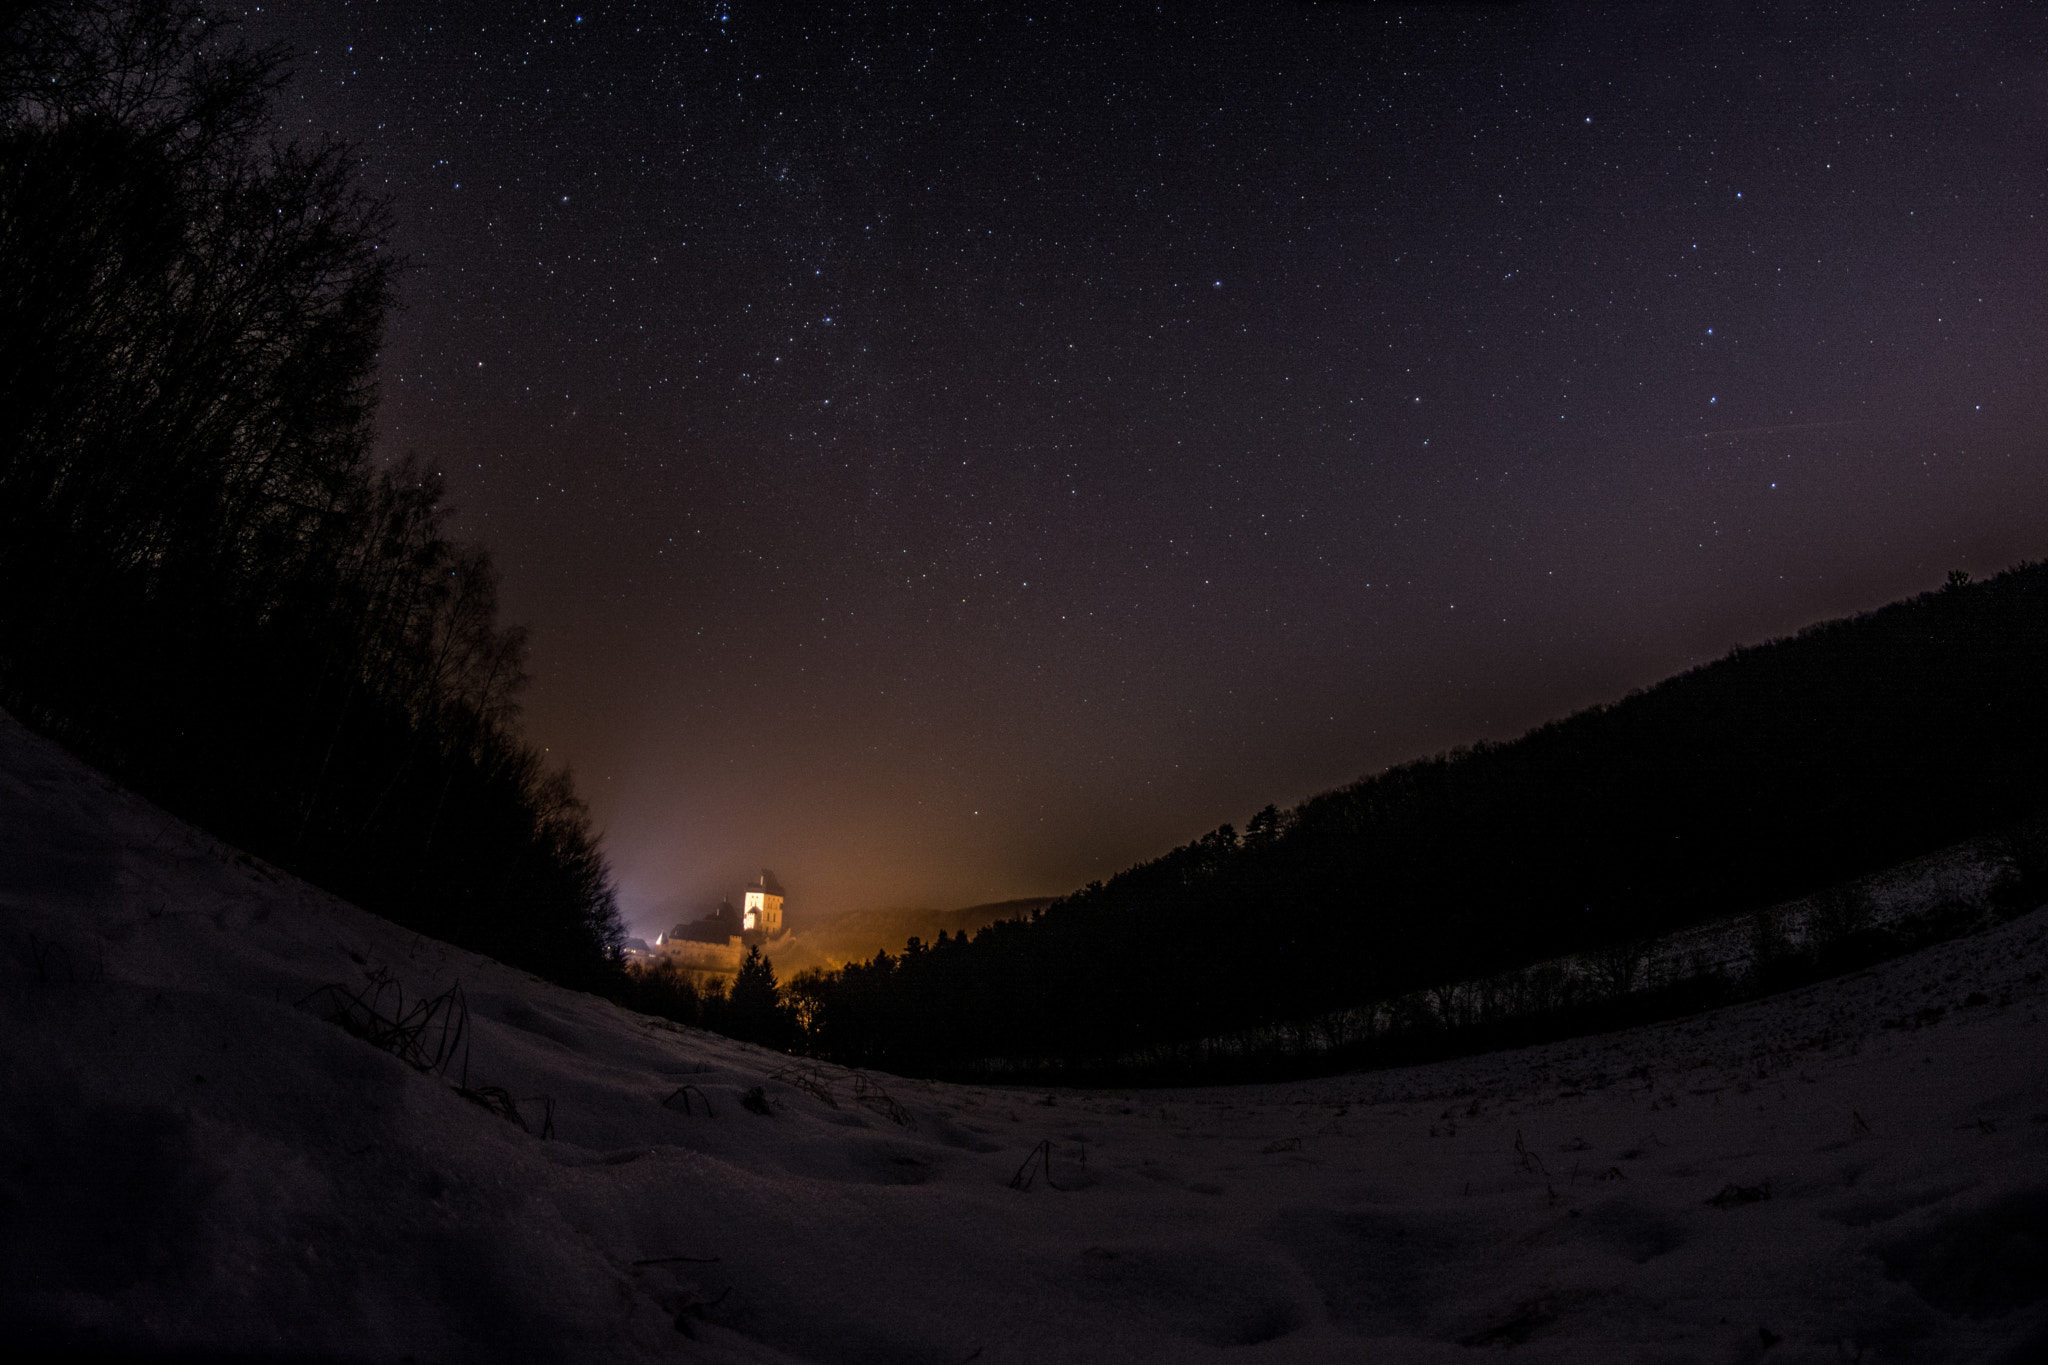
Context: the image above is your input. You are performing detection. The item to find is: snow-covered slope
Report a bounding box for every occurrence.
[3,706,2044,1364]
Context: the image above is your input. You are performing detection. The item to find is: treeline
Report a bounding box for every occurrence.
[618,948,799,1052]
[789,562,2048,1076]
[0,1,622,983]
[958,870,2038,1087]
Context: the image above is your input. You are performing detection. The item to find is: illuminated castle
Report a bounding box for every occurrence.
[655,868,788,975]
[742,869,786,937]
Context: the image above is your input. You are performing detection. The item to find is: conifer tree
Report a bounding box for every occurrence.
[727,947,791,1050]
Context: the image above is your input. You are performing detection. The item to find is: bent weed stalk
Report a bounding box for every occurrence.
[767,1061,839,1107]
[299,968,470,1075]
[662,1083,716,1117]
[852,1071,915,1128]
[301,969,555,1137]
[456,1083,556,1138]
[1009,1138,1063,1192]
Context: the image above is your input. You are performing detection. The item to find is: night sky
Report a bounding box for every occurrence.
[244,1,2048,936]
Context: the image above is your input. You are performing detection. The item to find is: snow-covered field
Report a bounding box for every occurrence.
[3,707,2044,1364]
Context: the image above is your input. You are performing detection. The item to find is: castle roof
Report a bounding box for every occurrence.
[668,899,739,943]
[749,869,786,897]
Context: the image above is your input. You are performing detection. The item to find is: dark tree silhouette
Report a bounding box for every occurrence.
[726,948,793,1050]
[0,0,623,984]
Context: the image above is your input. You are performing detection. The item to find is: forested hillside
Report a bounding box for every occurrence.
[0,1,621,983]
[793,563,2048,1074]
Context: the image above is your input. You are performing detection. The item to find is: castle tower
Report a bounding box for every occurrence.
[742,869,786,938]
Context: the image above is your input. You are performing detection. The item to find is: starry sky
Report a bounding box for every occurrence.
[244,0,2048,936]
